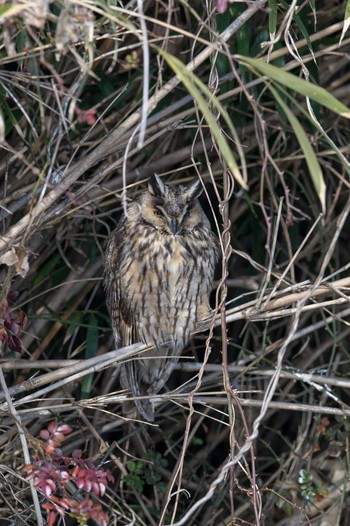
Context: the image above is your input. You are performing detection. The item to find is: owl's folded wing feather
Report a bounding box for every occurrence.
[104,222,126,348]
[104,223,154,420]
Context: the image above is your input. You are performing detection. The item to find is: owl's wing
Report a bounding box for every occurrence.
[105,219,154,417]
[104,218,133,348]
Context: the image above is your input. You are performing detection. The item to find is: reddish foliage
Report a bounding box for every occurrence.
[40,421,73,454]
[24,422,114,526]
[216,0,235,14]
[0,292,27,353]
[75,105,97,125]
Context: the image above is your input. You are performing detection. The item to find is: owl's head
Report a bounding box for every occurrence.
[139,174,207,235]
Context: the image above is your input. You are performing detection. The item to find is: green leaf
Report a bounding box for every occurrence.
[0,110,4,143]
[279,0,313,53]
[234,3,251,56]
[32,253,61,288]
[269,85,326,213]
[65,311,84,338]
[237,56,350,118]
[81,313,99,399]
[0,4,24,18]
[157,47,248,190]
[268,0,277,38]
[339,0,350,45]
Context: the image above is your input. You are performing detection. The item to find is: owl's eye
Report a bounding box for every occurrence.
[184,204,194,219]
[154,209,163,217]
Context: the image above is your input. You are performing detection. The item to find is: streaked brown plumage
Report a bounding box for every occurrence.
[104,175,219,420]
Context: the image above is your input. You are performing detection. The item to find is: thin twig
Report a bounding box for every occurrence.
[0,367,44,526]
[0,0,266,255]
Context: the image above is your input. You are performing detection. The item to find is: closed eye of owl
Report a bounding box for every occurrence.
[104,174,220,421]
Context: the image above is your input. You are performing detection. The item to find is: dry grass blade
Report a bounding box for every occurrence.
[1,1,350,525]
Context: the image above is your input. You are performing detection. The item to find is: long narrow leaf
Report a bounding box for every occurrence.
[270,85,326,212]
[276,82,350,178]
[81,313,99,399]
[158,47,248,189]
[340,0,350,45]
[237,55,350,118]
[268,0,277,39]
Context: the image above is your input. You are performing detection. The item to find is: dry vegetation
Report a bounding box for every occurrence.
[1,1,350,525]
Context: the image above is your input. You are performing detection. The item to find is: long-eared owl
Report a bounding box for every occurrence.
[104,175,220,421]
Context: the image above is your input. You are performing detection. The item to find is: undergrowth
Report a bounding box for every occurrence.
[1,1,350,525]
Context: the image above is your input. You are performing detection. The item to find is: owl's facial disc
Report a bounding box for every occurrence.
[151,202,201,235]
[141,178,204,236]
[155,206,180,235]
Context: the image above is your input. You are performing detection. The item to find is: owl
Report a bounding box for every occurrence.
[104,174,220,421]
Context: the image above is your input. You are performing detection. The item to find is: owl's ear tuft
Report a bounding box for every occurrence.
[148,174,165,196]
[186,179,203,201]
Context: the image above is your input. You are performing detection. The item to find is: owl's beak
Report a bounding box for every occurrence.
[171,217,179,235]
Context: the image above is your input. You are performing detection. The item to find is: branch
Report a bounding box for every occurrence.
[0,0,267,256]
[1,274,349,410]
[0,367,44,525]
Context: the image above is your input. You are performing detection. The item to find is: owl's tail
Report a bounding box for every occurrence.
[120,361,155,422]
[120,340,184,421]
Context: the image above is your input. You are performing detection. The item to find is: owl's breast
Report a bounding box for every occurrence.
[124,235,189,293]
[121,234,199,341]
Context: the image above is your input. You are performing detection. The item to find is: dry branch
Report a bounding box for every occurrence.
[1,274,349,410]
[0,0,266,256]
